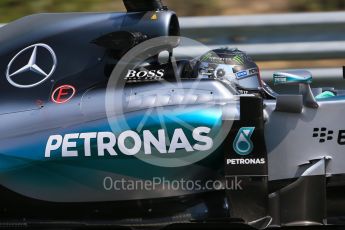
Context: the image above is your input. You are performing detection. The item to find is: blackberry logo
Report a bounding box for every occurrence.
[313,127,334,143]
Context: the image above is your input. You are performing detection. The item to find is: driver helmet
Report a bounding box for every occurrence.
[196,48,262,94]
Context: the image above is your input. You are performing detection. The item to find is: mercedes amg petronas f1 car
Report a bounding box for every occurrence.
[0,0,344,229]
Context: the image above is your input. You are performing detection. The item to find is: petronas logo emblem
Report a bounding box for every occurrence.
[233,127,255,155]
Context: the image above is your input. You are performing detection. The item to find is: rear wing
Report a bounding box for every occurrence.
[123,0,167,12]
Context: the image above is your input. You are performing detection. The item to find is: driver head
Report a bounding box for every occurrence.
[196,48,262,94]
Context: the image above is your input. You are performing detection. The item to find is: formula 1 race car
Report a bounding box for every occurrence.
[0,0,344,229]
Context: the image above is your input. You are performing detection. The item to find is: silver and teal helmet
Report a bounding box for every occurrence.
[196,48,262,93]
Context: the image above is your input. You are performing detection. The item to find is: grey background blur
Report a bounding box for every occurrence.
[1,0,344,22]
[1,0,345,88]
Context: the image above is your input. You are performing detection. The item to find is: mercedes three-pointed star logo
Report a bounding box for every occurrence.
[6,43,57,88]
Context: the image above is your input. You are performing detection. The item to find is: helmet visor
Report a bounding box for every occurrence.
[237,74,261,90]
[234,67,261,90]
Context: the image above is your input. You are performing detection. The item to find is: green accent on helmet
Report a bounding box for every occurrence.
[315,91,336,99]
[200,52,213,61]
[232,55,245,65]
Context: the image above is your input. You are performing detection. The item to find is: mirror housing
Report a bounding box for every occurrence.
[273,70,312,85]
[273,70,318,109]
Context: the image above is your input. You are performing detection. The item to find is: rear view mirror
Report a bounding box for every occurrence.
[273,70,312,85]
[273,70,318,109]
